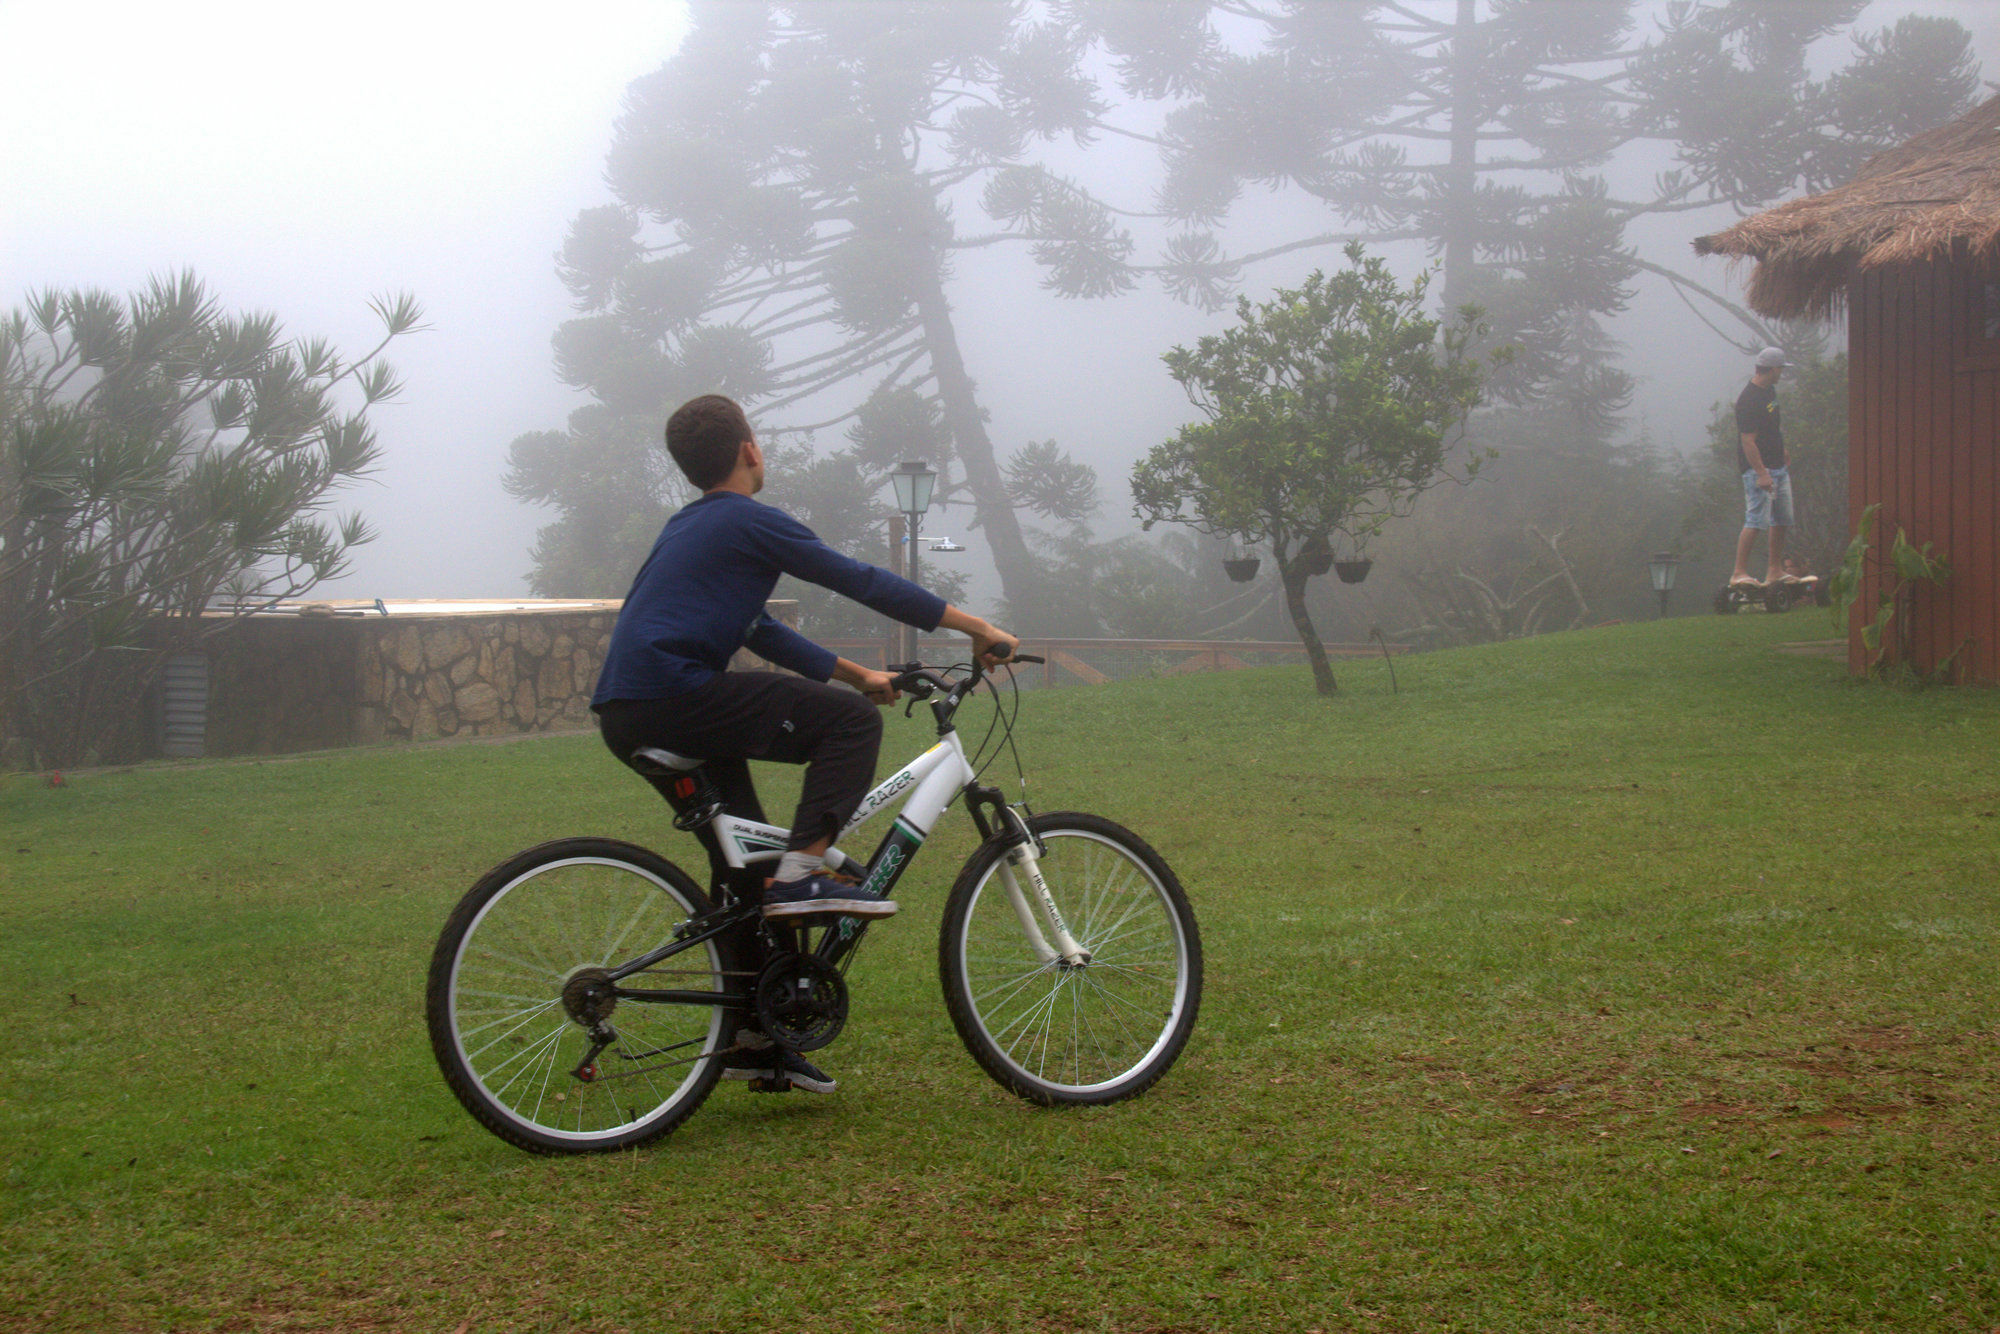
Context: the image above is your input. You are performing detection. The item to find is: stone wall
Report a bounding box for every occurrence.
[355,612,614,745]
[190,600,800,758]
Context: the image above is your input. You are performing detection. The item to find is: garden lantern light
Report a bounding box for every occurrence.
[1648,552,1681,618]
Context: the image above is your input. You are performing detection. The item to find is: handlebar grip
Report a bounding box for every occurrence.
[887,665,942,698]
[1009,654,1045,665]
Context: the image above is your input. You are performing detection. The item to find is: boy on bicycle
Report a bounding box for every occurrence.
[591,395,1016,1087]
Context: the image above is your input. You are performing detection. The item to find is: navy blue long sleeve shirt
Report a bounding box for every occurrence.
[591,490,947,705]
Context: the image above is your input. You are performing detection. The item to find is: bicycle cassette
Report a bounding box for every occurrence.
[752,953,848,1053]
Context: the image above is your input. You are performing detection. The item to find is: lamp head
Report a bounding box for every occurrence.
[1648,552,1681,593]
[890,460,936,515]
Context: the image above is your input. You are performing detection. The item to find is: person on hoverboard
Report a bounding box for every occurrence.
[1728,347,1799,592]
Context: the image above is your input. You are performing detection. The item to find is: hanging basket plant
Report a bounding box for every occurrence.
[1223,557,1261,582]
[1334,559,1373,585]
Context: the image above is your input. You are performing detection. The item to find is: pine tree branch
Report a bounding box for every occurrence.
[1086,120,1167,148]
[1204,229,1427,270]
[760,339,924,407]
[764,327,916,382]
[763,345,933,437]
[1633,256,1776,349]
[742,297,846,342]
[1375,3,1447,32]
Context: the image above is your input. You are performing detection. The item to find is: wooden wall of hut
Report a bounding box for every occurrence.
[1848,256,2000,683]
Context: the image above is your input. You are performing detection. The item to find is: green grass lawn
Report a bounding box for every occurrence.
[3,613,1997,1333]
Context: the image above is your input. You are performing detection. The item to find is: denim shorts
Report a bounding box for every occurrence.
[1742,465,1795,530]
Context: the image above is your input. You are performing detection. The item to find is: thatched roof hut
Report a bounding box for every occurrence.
[1695,95,2000,320]
[1695,94,2000,685]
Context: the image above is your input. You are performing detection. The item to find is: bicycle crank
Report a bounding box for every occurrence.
[752,952,848,1053]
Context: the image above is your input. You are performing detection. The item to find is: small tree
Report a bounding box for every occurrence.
[0,272,422,765]
[1131,244,1489,696]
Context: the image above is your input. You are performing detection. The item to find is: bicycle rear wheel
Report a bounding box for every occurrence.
[940,812,1201,1106]
[426,837,737,1153]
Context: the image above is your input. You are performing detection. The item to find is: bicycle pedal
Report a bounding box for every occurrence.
[747,1075,793,1094]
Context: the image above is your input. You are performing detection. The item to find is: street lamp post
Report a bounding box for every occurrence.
[890,461,937,661]
[1648,552,1681,619]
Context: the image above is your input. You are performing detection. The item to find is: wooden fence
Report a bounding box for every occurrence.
[820,636,1406,687]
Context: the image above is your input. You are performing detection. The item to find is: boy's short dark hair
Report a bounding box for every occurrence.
[665,395,752,490]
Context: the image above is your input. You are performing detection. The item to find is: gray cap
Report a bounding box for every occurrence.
[1754,346,1790,368]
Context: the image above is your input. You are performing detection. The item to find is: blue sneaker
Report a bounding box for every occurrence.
[721,1045,838,1094]
[761,872,898,921]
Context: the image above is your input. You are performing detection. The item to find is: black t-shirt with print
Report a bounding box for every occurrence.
[1734,380,1785,472]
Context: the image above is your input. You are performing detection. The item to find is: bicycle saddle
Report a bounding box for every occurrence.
[628,746,703,776]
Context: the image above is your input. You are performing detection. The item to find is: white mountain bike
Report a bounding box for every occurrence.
[425,653,1203,1154]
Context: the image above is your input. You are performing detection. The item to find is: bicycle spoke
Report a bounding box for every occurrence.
[995,974,1068,1062]
[462,999,566,1067]
[599,889,661,969]
[969,959,1061,1014]
[1079,891,1161,958]
[455,985,563,1009]
[1074,983,1119,1075]
[526,1022,569,1128]
[465,941,565,986]
[1073,971,1154,1049]
[1085,959,1179,989]
[487,1021,569,1104]
[495,896,581,977]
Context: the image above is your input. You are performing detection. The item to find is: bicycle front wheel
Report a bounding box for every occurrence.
[426,837,736,1154]
[940,812,1201,1106]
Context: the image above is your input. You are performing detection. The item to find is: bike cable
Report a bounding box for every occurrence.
[961,660,1002,771]
[967,657,1033,816]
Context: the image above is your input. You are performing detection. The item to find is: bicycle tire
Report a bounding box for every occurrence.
[426,837,738,1153]
[939,812,1201,1106]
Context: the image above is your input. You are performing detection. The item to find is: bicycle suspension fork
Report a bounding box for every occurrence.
[964,785,1091,967]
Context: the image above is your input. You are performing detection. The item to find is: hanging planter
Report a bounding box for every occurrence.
[1223,557,1261,582]
[1334,559,1373,585]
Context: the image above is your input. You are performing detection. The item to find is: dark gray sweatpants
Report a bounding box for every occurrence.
[595,673,883,851]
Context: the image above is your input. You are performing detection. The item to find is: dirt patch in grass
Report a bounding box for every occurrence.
[1675,1098,1760,1123]
[1840,1022,1922,1052]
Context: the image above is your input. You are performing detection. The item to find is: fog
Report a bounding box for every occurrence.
[0,0,688,598]
[4,0,1995,610]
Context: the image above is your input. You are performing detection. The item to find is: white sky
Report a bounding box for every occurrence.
[2,1,1995,604]
[0,0,690,598]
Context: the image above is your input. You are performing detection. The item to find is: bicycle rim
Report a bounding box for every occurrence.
[944,815,1200,1105]
[432,844,728,1152]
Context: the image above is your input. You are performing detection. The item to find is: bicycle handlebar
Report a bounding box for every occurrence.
[886,664,950,698]
[887,652,1044,703]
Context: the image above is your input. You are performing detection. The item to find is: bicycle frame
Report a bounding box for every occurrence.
[607,672,1089,1006]
[722,719,1090,969]
[709,732,975,901]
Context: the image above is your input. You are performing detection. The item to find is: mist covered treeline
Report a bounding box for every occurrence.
[504,0,1980,641]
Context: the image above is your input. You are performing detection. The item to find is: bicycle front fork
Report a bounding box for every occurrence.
[997,810,1091,968]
